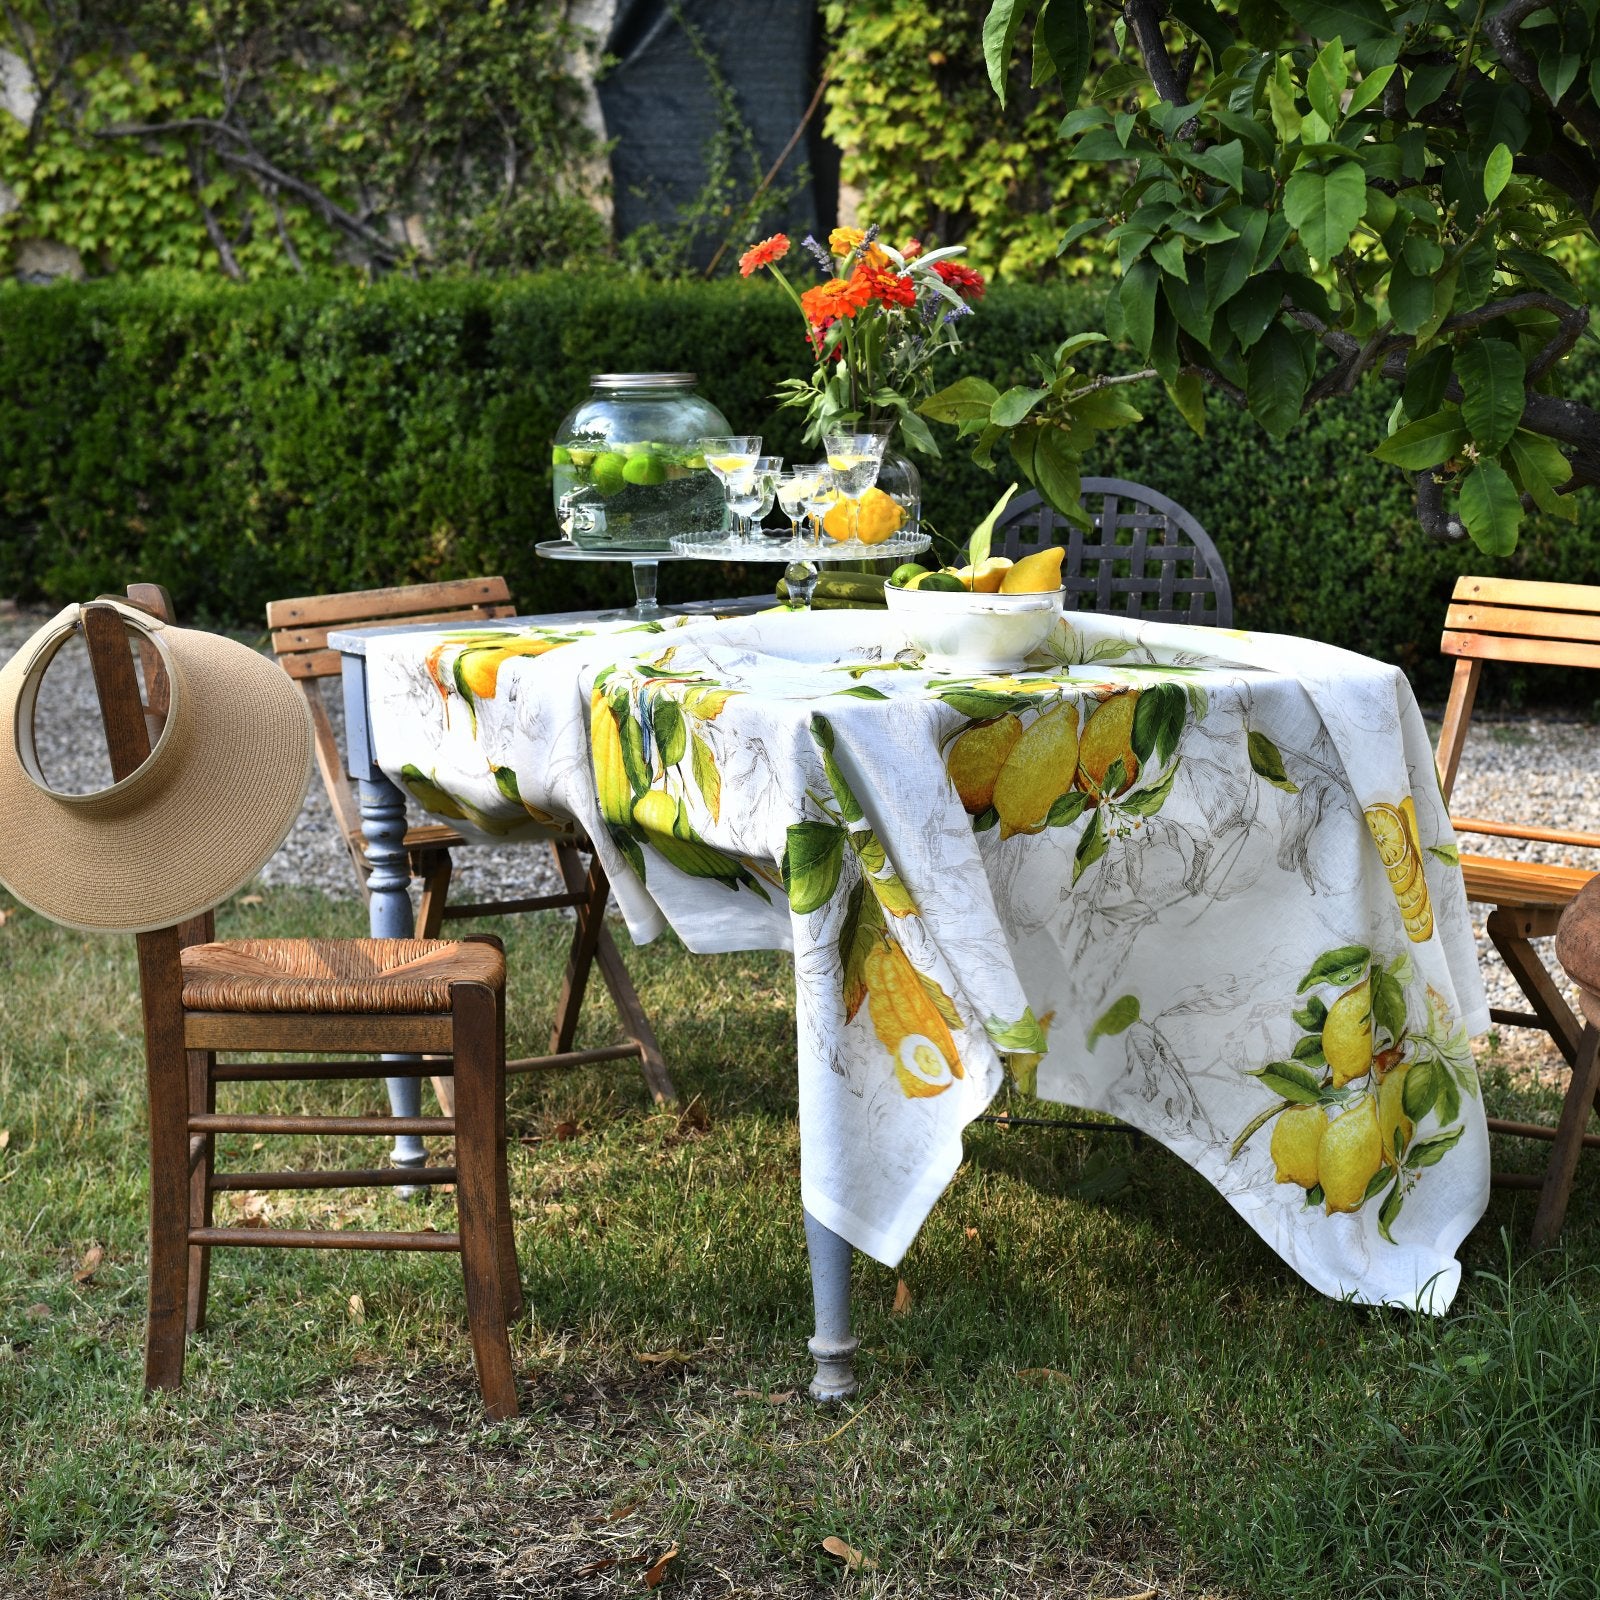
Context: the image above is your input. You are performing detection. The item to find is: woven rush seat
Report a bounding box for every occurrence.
[181,937,505,1014]
[1461,854,1596,910]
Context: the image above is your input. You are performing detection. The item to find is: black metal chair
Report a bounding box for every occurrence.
[994,478,1233,628]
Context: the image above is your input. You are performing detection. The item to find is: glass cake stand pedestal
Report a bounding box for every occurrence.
[668,528,932,607]
[534,539,685,621]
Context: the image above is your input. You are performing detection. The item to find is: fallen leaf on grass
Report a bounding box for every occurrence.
[0,1129,9,1150]
[235,894,264,907]
[1016,1367,1072,1384]
[964,1226,979,1240]
[675,1095,711,1136]
[821,1536,877,1572]
[575,1557,617,1577]
[552,1120,580,1141]
[642,1546,679,1588]
[637,1349,695,1367]
[348,1294,365,1325]
[601,1498,643,1523]
[72,1244,104,1283]
[24,1303,50,1321]
[1110,1590,1157,1600]
[891,1279,912,1315]
[0,908,13,927]
[732,1388,797,1404]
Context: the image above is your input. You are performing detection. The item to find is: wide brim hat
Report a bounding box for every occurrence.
[0,601,314,934]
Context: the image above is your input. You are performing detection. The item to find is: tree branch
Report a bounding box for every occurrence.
[1486,0,1600,147]
[1123,0,1189,107]
[1415,471,1467,541]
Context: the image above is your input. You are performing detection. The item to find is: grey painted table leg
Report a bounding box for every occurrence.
[804,1209,859,1402]
[341,651,427,1180]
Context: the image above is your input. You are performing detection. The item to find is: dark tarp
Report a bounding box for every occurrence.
[599,0,837,266]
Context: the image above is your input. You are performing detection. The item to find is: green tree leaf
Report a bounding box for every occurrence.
[1507,431,1577,521]
[1483,142,1513,204]
[1457,339,1527,453]
[982,0,1028,105]
[1373,409,1467,470]
[1458,459,1523,555]
[992,385,1048,426]
[1247,322,1309,438]
[1033,0,1093,101]
[1283,161,1367,263]
[1279,0,1392,44]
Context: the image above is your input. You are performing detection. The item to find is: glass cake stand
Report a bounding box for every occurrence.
[669,528,932,607]
[534,539,686,621]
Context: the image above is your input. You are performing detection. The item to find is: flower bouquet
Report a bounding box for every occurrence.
[738,226,986,458]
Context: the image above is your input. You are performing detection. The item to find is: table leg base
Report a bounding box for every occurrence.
[807,1333,860,1402]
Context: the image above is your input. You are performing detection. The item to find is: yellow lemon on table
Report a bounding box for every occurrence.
[1319,1096,1383,1213]
[822,495,859,542]
[952,557,1013,592]
[856,487,906,544]
[946,713,1025,814]
[1077,692,1140,801]
[1271,1103,1329,1189]
[1322,976,1374,1087]
[999,545,1065,593]
[992,702,1080,838]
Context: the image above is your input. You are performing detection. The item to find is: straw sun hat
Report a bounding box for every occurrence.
[0,601,314,934]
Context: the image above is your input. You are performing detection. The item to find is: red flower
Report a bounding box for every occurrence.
[902,238,924,260]
[739,233,791,276]
[852,263,916,310]
[932,260,986,299]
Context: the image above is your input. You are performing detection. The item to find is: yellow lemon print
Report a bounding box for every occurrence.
[946,713,1024,815]
[590,691,633,826]
[863,940,963,1094]
[1364,800,1433,943]
[1271,1103,1329,1189]
[1376,1061,1412,1160]
[992,702,1081,839]
[1322,975,1374,1088]
[458,639,554,700]
[1077,692,1141,802]
[1319,1097,1383,1214]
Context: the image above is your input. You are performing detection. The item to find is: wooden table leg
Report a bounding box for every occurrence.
[341,649,429,1184]
[804,1209,859,1402]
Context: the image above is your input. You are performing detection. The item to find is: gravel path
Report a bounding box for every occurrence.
[2,606,1589,1067]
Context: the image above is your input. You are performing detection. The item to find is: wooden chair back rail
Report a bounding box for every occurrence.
[1433,572,1600,1246]
[190,1227,463,1252]
[1453,816,1600,851]
[993,478,1234,628]
[210,1166,459,1191]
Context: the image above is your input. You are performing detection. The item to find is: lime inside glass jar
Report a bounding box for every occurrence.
[552,373,732,551]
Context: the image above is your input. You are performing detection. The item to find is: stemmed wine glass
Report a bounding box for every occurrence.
[784,464,838,609]
[802,464,838,546]
[727,454,782,541]
[697,434,761,536]
[751,455,784,536]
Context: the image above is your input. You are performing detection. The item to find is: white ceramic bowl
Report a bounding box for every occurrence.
[884,582,1064,671]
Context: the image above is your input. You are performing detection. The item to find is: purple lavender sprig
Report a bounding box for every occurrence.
[799,233,833,273]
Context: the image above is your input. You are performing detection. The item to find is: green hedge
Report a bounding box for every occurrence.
[3,271,1598,703]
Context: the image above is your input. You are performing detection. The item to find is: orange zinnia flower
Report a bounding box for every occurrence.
[801,274,874,330]
[852,263,916,310]
[738,233,791,276]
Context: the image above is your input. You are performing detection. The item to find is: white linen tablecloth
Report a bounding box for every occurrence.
[365,608,1490,1311]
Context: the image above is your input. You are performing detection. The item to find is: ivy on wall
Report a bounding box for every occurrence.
[821,0,1117,281]
[0,0,610,278]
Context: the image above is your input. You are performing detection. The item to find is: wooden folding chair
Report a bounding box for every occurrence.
[91,589,520,1416]
[264,578,674,1113]
[1436,575,1600,1244]
[993,477,1234,627]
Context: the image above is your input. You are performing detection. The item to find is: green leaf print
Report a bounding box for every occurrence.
[1252,1061,1323,1103]
[690,734,721,824]
[783,821,847,914]
[492,766,521,803]
[1131,682,1187,768]
[1087,994,1140,1049]
[652,697,687,767]
[1297,946,1371,994]
[1072,808,1108,884]
[1247,731,1300,793]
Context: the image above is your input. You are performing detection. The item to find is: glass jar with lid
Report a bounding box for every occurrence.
[551,373,732,551]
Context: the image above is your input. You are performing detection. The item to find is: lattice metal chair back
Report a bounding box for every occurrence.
[993,478,1233,628]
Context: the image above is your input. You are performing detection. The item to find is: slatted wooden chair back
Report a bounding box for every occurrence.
[993,478,1234,628]
[265,578,517,871]
[1434,574,1600,1245]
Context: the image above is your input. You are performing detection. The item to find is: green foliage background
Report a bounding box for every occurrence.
[0,0,609,278]
[822,0,1115,281]
[5,273,1600,700]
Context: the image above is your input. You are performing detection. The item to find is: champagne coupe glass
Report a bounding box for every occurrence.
[775,467,820,541]
[823,431,887,500]
[697,434,761,536]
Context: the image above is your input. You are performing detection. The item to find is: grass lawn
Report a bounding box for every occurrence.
[3,886,1598,1598]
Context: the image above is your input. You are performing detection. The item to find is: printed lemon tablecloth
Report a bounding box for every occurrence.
[365,608,1491,1311]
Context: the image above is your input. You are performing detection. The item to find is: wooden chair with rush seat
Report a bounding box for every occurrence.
[263,577,674,1114]
[1,588,521,1416]
[1436,575,1600,1244]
